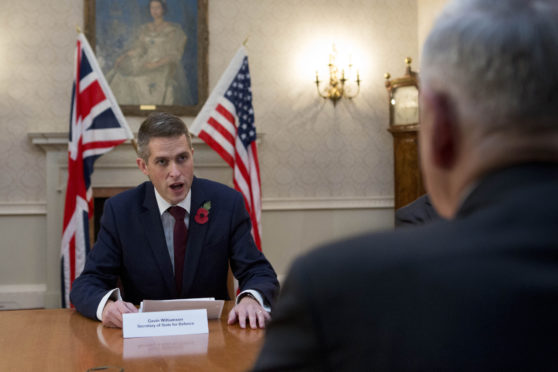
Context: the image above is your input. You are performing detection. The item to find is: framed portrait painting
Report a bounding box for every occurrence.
[84,0,208,116]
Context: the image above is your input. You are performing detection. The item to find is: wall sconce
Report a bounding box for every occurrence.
[315,44,361,105]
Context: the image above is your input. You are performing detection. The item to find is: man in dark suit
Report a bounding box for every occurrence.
[71,112,279,329]
[252,0,558,370]
[395,194,440,227]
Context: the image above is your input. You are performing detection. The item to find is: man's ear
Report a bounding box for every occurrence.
[137,157,148,176]
[429,93,459,170]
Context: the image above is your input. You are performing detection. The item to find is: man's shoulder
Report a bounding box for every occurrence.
[106,182,152,206]
[194,177,240,198]
[194,177,232,189]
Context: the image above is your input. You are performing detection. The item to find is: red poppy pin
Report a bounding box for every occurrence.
[194,201,211,224]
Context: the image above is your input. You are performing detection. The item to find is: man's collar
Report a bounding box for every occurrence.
[153,187,191,216]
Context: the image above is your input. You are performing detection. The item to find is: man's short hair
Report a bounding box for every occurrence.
[421,0,558,136]
[137,112,192,162]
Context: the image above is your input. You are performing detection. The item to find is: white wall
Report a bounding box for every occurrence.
[263,206,395,278]
[418,0,448,61]
[0,212,46,309]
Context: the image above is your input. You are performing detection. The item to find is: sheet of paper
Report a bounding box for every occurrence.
[138,297,214,312]
[123,309,208,338]
[140,298,224,320]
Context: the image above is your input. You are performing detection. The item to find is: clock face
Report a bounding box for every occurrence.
[392,85,419,125]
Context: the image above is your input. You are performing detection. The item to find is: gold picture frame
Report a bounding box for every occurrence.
[84,0,208,116]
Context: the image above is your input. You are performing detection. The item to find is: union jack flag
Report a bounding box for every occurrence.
[61,33,133,308]
[190,46,262,251]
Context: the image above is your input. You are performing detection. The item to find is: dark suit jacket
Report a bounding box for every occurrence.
[70,177,279,320]
[395,194,440,227]
[253,163,558,371]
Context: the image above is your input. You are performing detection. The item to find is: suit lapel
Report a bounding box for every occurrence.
[182,177,210,296]
[140,182,176,295]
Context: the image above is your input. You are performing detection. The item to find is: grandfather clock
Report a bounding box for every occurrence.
[385,57,425,210]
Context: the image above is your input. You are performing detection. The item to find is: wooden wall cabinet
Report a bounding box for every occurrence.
[388,124,425,210]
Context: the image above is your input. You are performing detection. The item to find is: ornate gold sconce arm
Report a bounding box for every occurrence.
[315,45,361,105]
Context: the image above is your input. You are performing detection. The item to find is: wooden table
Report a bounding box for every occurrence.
[0,301,264,371]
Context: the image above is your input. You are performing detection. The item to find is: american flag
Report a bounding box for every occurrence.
[61,33,133,308]
[190,46,262,250]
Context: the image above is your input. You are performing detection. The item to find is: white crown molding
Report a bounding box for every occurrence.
[262,196,394,211]
[0,202,47,216]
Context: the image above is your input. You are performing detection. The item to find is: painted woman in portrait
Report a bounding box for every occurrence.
[107,0,192,105]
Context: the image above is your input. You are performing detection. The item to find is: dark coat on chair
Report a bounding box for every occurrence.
[253,163,558,371]
[395,194,441,227]
[70,177,278,320]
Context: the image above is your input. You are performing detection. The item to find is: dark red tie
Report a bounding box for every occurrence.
[169,206,187,294]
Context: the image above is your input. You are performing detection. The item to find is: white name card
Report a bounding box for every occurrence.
[123,309,208,339]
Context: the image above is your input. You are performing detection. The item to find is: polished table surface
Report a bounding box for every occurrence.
[0,301,264,371]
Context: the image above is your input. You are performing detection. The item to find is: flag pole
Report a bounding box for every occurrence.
[131,138,138,154]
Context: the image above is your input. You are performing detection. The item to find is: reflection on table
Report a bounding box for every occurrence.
[0,301,264,371]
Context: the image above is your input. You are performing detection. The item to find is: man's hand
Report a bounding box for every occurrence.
[101,299,138,328]
[227,296,270,329]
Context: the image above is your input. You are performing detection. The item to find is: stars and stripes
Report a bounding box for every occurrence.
[190,46,262,251]
[61,33,133,308]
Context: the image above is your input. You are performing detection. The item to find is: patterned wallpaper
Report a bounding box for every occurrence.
[0,0,81,202]
[0,0,417,203]
[209,0,418,199]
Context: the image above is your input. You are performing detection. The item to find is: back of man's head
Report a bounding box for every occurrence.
[421,0,558,137]
[418,0,558,218]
